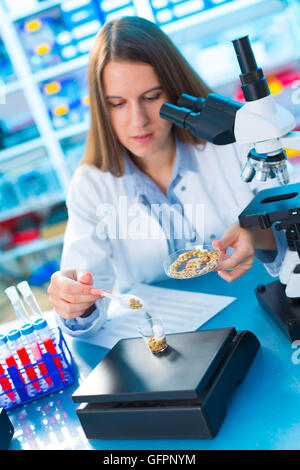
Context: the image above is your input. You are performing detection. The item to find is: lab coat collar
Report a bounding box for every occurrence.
[122,135,200,200]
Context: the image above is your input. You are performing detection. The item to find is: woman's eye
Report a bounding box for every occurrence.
[144,94,160,101]
[109,102,124,108]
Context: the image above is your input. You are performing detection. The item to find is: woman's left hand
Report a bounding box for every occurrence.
[212,222,255,282]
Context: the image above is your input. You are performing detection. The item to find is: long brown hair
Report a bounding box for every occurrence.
[81,16,212,176]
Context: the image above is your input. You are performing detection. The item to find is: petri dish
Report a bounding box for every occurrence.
[163,244,222,279]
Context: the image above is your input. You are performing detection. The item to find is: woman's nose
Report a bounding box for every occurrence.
[130,103,150,128]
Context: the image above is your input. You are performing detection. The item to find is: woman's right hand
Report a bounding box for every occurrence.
[48,269,106,320]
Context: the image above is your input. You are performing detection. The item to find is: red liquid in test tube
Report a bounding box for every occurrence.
[7,329,41,393]
[0,333,25,387]
[20,323,53,388]
[43,338,65,382]
[33,319,65,382]
[0,361,16,403]
[31,342,53,387]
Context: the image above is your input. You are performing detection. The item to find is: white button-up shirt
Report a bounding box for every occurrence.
[57,138,290,336]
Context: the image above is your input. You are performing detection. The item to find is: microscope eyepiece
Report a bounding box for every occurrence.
[176,94,205,113]
[232,35,270,102]
[232,36,258,74]
[159,103,192,128]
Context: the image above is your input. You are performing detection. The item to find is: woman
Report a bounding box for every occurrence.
[48,16,284,337]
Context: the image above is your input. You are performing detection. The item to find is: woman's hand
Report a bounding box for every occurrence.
[48,269,107,320]
[212,222,256,282]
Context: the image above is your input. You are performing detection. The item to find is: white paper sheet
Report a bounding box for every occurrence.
[82,283,236,349]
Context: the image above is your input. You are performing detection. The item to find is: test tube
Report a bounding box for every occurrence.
[0,333,25,396]
[20,323,52,389]
[33,318,66,382]
[5,286,31,323]
[17,281,44,318]
[7,329,40,394]
[0,381,10,408]
[0,357,18,404]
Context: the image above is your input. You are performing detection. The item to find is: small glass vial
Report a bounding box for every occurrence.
[138,316,167,354]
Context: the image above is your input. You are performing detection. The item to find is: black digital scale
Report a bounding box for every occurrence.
[72,328,259,439]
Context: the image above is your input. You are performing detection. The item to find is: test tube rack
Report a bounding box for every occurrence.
[0,326,74,410]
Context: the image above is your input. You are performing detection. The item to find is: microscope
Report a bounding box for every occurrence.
[160,36,300,342]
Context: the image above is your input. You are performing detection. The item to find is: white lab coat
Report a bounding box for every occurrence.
[58,139,291,336]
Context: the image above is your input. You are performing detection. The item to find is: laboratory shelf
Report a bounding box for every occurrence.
[0,137,44,163]
[33,54,90,84]
[55,119,89,140]
[8,0,63,22]
[163,0,286,40]
[2,79,21,96]
[0,233,65,263]
[0,193,65,224]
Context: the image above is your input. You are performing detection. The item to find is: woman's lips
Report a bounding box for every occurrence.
[132,133,154,143]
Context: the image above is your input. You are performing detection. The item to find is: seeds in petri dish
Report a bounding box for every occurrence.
[168,248,220,279]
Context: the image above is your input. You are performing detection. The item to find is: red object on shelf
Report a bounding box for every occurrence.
[0,212,42,250]
[0,211,41,228]
[275,68,300,88]
[12,227,39,246]
[9,213,41,247]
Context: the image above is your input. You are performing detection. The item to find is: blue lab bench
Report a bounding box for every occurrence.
[5,259,300,450]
